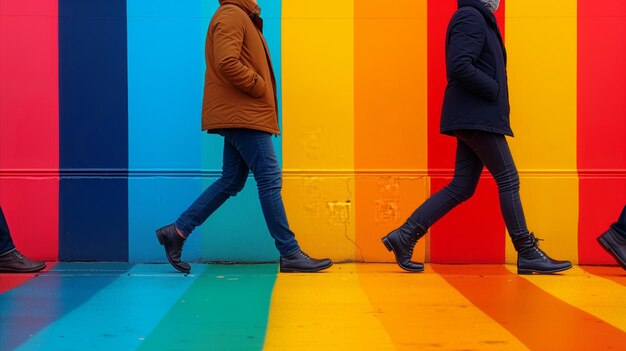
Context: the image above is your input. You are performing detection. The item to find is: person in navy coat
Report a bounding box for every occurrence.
[382,0,572,274]
[598,205,626,269]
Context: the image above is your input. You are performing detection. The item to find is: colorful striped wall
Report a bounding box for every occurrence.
[0,0,624,264]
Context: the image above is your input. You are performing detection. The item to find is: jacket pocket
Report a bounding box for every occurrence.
[489,82,502,103]
[248,73,267,98]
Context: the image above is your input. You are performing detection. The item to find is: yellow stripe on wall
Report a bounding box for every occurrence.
[281,0,356,261]
[505,0,578,264]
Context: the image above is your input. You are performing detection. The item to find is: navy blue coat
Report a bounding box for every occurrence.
[440,0,512,136]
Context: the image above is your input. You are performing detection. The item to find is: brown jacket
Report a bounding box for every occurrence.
[201,0,279,134]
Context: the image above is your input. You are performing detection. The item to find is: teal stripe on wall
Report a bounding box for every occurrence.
[128,1,283,262]
[199,0,282,262]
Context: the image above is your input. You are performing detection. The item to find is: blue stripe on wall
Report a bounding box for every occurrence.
[59,0,129,260]
[199,0,282,261]
[127,0,205,262]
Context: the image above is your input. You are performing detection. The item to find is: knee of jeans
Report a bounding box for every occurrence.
[447,181,476,203]
[458,187,476,202]
[496,169,520,193]
[221,174,247,196]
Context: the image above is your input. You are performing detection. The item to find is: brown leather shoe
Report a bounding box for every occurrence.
[0,250,46,273]
[279,250,332,273]
[156,224,191,273]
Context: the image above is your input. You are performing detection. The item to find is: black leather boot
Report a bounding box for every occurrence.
[156,224,191,274]
[381,229,424,272]
[513,233,572,275]
[280,250,332,273]
[598,229,626,270]
[0,250,46,273]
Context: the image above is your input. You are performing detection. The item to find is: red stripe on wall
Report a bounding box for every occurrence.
[577,0,626,265]
[0,0,59,260]
[427,1,506,263]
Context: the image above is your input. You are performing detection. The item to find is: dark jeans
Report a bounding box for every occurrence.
[0,207,16,255]
[175,128,300,256]
[610,205,626,239]
[402,130,529,239]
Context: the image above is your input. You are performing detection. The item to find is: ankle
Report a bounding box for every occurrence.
[401,219,426,239]
[174,226,187,239]
[0,248,16,257]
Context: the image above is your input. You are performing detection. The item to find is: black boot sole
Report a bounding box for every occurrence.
[517,263,573,275]
[280,261,333,273]
[598,236,626,271]
[156,229,191,274]
[381,236,424,273]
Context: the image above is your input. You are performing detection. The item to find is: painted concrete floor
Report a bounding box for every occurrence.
[1,263,626,351]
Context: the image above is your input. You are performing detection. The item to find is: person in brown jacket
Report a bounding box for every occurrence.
[156,0,332,274]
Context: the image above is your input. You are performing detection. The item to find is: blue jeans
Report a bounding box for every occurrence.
[0,207,16,255]
[402,130,529,239]
[175,129,300,256]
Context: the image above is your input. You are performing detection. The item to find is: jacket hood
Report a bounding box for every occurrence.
[219,0,260,16]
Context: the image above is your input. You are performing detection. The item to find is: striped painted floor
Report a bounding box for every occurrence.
[1,263,626,350]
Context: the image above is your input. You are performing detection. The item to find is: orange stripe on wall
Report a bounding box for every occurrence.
[354,0,428,262]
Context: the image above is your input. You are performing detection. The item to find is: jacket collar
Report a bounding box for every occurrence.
[457,0,497,29]
[219,0,263,31]
[219,0,259,14]
[457,0,506,63]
